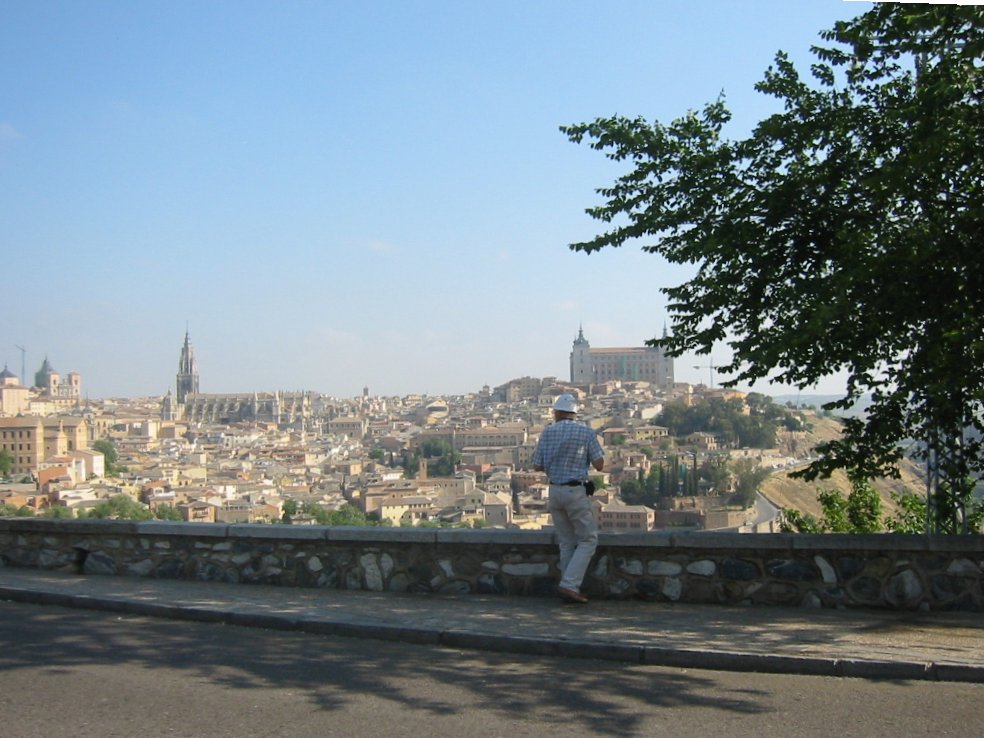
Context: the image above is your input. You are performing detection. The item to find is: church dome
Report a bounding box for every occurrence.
[34,356,57,388]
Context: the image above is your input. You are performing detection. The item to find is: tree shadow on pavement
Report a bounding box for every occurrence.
[0,601,769,737]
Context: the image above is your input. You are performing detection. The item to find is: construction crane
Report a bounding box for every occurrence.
[14,344,26,387]
[693,361,717,388]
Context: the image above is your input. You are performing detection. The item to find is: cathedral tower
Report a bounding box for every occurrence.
[176,330,199,403]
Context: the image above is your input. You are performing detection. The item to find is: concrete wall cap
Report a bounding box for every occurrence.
[924,535,984,553]
[228,524,328,542]
[326,526,438,543]
[791,533,930,553]
[21,518,141,536]
[134,521,230,538]
[436,528,553,546]
[669,532,795,550]
[597,532,673,547]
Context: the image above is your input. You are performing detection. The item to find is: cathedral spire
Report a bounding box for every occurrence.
[176,330,199,403]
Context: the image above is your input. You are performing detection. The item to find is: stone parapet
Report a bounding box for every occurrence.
[0,519,981,610]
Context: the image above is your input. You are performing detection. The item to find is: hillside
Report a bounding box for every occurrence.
[761,412,925,520]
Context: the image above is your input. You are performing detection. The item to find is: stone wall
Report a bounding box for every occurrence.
[1,518,981,610]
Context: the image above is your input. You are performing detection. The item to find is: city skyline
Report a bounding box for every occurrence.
[2,1,867,399]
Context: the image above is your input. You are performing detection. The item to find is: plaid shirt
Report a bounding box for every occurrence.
[532,419,604,484]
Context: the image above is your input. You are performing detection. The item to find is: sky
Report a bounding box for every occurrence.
[1,0,873,400]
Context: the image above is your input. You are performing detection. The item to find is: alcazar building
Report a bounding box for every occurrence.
[569,326,674,389]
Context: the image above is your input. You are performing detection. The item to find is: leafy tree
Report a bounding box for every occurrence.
[784,484,977,534]
[622,454,763,507]
[0,503,34,517]
[420,438,451,458]
[781,414,806,433]
[325,503,371,526]
[846,482,886,534]
[366,511,391,526]
[683,465,699,496]
[92,439,117,465]
[427,456,457,478]
[42,505,74,519]
[401,450,421,479]
[646,462,665,500]
[306,504,332,525]
[85,494,153,520]
[700,457,732,495]
[656,463,667,497]
[819,481,884,534]
[562,6,984,532]
[619,477,645,505]
[663,457,681,497]
[368,448,385,463]
[782,479,884,533]
[655,397,786,448]
[812,490,851,533]
[0,449,13,477]
[926,478,984,535]
[154,505,183,521]
[885,490,927,534]
[92,439,123,476]
[419,438,461,477]
[731,458,770,508]
[779,508,824,534]
[283,501,379,527]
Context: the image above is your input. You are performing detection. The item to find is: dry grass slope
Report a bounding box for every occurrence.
[761,412,925,520]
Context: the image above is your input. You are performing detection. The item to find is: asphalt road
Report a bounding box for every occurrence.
[1,600,981,738]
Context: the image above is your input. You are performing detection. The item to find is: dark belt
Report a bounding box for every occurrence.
[551,480,584,486]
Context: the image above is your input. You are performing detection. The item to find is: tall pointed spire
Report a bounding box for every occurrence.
[176,329,199,403]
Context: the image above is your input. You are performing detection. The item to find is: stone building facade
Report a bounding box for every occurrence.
[0,416,89,477]
[570,326,674,389]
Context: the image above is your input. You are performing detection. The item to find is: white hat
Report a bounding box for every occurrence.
[553,394,578,413]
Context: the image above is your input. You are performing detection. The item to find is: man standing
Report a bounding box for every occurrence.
[533,393,604,604]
